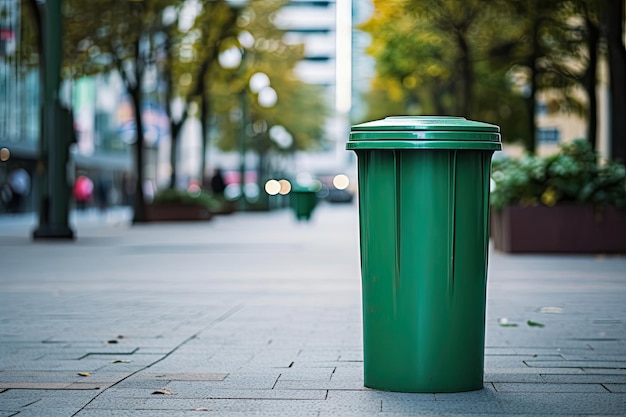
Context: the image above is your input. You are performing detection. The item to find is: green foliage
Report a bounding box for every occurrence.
[152,188,221,211]
[359,0,534,140]
[358,0,607,149]
[490,139,626,209]
[210,0,328,153]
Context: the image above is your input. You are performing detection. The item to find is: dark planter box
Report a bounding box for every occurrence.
[146,204,212,222]
[491,204,626,254]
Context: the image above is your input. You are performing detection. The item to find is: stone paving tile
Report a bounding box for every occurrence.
[485,367,586,375]
[76,411,318,417]
[101,386,328,400]
[583,368,626,375]
[541,373,626,384]
[83,397,375,413]
[484,373,544,383]
[140,373,228,381]
[604,384,626,393]
[493,382,608,393]
[560,354,626,361]
[433,384,500,401]
[277,367,335,381]
[292,360,363,369]
[496,392,626,415]
[318,412,520,417]
[273,378,366,390]
[0,370,131,385]
[383,395,505,414]
[0,382,74,390]
[0,392,95,415]
[524,360,626,369]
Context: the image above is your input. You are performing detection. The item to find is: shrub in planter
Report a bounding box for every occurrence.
[490,139,626,253]
[147,188,221,221]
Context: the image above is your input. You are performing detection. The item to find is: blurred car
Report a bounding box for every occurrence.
[316,173,355,203]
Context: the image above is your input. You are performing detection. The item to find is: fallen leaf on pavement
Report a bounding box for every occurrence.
[152,389,173,395]
[78,372,91,377]
[498,318,518,327]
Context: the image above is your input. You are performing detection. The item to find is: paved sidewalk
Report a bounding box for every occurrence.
[0,204,625,416]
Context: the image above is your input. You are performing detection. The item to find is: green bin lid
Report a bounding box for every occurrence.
[347,116,501,151]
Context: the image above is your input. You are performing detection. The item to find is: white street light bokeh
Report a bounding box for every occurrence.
[257,86,277,108]
[265,179,281,195]
[333,174,350,190]
[269,125,293,149]
[218,46,242,69]
[264,179,292,196]
[249,72,270,93]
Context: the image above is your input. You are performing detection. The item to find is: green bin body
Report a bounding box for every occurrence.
[347,116,502,393]
[290,188,318,221]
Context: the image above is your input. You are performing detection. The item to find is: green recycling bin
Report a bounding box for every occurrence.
[290,187,318,221]
[347,116,501,393]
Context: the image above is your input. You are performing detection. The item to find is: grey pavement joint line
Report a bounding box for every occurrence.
[68,304,244,417]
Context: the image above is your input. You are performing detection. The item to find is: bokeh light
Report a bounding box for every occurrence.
[224,184,241,201]
[333,174,350,190]
[278,179,291,195]
[187,183,201,197]
[0,148,9,162]
[265,179,280,195]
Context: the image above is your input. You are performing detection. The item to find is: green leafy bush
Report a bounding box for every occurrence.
[490,139,626,210]
[152,188,221,211]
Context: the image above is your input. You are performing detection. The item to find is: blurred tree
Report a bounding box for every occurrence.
[359,0,620,154]
[159,0,239,189]
[210,1,328,155]
[160,0,328,187]
[603,0,626,163]
[359,0,532,142]
[62,0,184,223]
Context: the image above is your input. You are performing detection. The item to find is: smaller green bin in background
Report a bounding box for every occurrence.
[290,187,318,221]
[347,116,501,393]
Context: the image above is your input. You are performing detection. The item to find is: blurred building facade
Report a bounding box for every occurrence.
[0,0,377,213]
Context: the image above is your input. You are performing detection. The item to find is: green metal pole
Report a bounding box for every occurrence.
[33,0,74,240]
[238,88,247,211]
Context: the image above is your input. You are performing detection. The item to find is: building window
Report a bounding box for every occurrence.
[537,127,560,144]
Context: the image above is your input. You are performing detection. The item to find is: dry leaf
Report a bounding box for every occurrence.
[537,307,564,314]
[498,318,518,327]
[78,372,91,377]
[111,360,131,364]
[152,389,173,395]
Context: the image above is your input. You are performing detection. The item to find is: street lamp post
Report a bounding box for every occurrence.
[33,0,74,240]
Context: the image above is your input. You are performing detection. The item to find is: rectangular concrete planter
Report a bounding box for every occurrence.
[491,204,626,254]
[145,204,212,222]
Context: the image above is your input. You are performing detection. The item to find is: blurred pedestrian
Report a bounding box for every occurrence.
[95,175,112,211]
[73,175,93,210]
[210,167,226,197]
[4,168,30,212]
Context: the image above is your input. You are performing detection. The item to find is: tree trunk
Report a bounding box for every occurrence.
[456,33,473,117]
[604,0,626,163]
[130,39,147,224]
[168,119,183,189]
[583,16,600,150]
[130,84,147,223]
[200,93,211,187]
[526,19,539,154]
